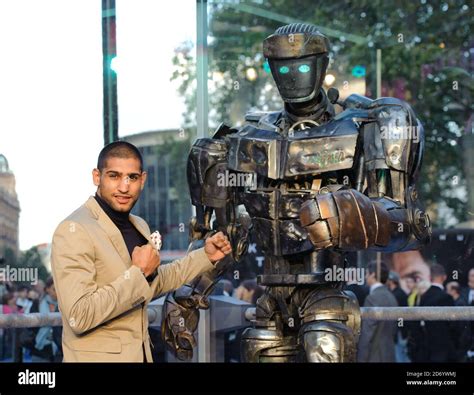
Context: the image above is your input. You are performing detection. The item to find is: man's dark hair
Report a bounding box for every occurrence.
[430,263,446,279]
[45,277,55,290]
[367,261,390,284]
[448,281,461,295]
[97,141,143,172]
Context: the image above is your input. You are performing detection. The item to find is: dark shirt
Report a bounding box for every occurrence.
[392,286,408,307]
[94,193,148,257]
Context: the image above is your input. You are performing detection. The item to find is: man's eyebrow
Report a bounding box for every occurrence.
[105,170,141,177]
[403,270,421,278]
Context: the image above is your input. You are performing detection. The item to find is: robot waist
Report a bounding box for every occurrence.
[258,273,327,286]
[258,250,346,286]
[252,217,314,256]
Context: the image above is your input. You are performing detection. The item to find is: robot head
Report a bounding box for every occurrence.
[263,23,330,104]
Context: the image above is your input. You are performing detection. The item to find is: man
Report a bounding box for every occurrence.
[343,265,368,307]
[447,281,471,361]
[416,264,456,362]
[34,278,60,362]
[357,261,398,362]
[461,268,474,306]
[447,281,468,306]
[387,271,409,362]
[387,271,408,307]
[461,267,474,361]
[461,268,474,360]
[51,141,232,362]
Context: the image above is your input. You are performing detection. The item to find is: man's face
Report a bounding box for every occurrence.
[92,156,147,213]
[404,277,416,292]
[47,284,57,301]
[365,271,376,286]
[468,269,474,289]
[446,283,458,299]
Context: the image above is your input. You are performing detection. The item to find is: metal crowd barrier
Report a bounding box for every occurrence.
[1,296,473,362]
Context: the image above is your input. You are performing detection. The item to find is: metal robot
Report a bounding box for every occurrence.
[161,23,431,362]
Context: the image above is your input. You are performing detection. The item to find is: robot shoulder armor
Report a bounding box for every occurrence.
[364,97,423,173]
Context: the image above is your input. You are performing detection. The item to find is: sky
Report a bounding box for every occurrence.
[0,0,196,250]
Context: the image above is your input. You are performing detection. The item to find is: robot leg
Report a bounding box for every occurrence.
[241,290,298,362]
[298,289,360,362]
[241,324,299,362]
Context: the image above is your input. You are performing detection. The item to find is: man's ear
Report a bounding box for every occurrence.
[92,168,100,187]
[140,171,147,190]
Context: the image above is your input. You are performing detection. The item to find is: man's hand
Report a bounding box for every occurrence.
[204,232,232,263]
[132,244,161,277]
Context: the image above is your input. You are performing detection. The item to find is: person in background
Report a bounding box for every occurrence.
[15,286,32,313]
[212,279,234,297]
[33,278,61,362]
[343,265,368,307]
[2,292,20,314]
[406,278,430,362]
[387,271,408,307]
[387,271,409,362]
[447,281,468,306]
[233,279,264,304]
[461,267,474,306]
[33,280,46,301]
[416,264,456,362]
[447,281,471,361]
[357,261,398,362]
[404,275,418,307]
[461,268,474,360]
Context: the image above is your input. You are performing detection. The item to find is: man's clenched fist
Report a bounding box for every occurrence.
[132,244,161,277]
[204,232,232,263]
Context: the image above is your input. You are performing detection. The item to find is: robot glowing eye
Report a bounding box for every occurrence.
[298,64,311,73]
[279,66,290,74]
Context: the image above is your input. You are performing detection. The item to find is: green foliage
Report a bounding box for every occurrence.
[18,247,50,284]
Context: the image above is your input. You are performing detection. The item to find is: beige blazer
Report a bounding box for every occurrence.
[50,196,214,362]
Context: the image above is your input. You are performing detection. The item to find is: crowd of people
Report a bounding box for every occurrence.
[1,264,473,363]
[351,263,474,363]
[0,278,62,362]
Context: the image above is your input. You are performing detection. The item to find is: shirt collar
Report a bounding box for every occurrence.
[432,282,444,291]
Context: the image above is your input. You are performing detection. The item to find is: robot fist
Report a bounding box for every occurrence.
[300,189,391,250]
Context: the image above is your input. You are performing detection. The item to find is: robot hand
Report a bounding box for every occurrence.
[299,188,391,250]
[161,285,209,361]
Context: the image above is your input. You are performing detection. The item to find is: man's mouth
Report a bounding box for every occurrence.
[114,195,132,204]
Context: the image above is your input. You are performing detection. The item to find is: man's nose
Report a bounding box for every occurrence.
[118,176,130,192]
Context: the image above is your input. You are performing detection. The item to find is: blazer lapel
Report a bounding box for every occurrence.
[129,216,152,244]
[85,196,131,268]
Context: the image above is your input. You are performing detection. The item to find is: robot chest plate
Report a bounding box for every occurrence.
[227,118,359,179]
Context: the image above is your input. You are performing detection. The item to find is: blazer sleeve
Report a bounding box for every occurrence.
[136,218,216,299]
[148,248,215,299]
[51,220,153,335]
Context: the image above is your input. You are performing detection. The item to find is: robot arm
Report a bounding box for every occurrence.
[300,97,431,252]
[162,126,251,360]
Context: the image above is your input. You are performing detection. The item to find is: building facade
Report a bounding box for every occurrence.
[0,154,20,256]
